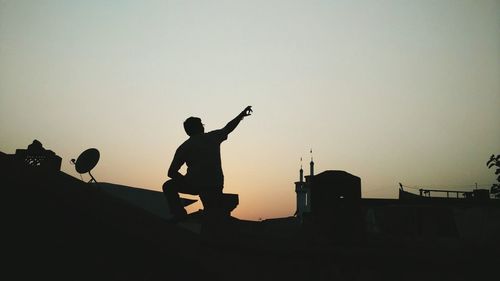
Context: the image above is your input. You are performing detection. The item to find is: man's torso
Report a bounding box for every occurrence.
[177,129,227,188]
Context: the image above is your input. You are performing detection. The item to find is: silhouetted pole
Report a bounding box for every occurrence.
[300,158,304,183]
[310,149,314,177]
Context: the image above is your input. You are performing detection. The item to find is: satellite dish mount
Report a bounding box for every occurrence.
[71,148,100,183]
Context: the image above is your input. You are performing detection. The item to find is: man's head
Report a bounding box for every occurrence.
[183,117,204,136]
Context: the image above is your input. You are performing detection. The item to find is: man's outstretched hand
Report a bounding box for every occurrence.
[224,106,253,134]
[240,106,253,118]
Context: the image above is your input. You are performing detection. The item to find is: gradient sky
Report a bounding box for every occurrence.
[1,0,499,220]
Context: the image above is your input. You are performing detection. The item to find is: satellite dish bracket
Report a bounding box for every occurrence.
[88,171,98,183]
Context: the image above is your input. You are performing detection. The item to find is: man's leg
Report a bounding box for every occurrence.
[199,188,235,244]
[199,189,224,227]
[162,179,188,218]
[199,188,223,215]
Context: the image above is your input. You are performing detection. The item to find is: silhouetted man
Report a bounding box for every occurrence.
[163,106,253,221]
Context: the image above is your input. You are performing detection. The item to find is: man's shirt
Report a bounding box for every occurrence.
[173,129,228,189]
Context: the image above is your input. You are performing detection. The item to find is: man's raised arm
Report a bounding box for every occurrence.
[222,106,253,135]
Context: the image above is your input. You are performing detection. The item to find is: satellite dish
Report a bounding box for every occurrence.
[71,148,100,183]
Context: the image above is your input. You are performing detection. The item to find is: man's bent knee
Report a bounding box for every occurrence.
[162,179,177,193]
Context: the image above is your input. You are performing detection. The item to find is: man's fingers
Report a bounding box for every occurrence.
[242,106,252,116]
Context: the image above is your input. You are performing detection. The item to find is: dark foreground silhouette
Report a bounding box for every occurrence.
[2,150,210,280]
[3,140,500,281]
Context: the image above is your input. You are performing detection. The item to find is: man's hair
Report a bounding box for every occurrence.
[183,117,202,136]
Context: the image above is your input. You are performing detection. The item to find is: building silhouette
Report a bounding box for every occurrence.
[294,158,311,218]
[295,156,361,219]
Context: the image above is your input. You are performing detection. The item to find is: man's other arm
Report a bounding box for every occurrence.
[222,106,252,135]
[168,148,185,180]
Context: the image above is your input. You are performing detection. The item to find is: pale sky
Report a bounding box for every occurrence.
[1,0,499,220]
